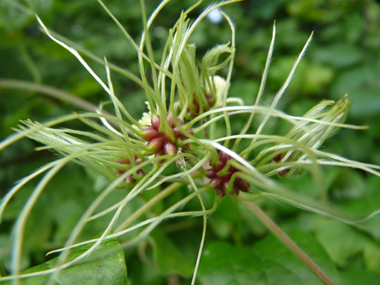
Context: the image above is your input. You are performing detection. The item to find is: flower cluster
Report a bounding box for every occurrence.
[207,152,250,197]
[138,114,194,157]
[115,155,145,186]
[186,91,215,119]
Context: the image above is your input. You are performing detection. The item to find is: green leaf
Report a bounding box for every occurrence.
[198,241,264,285]
[339,270,380,285]
[150,228,194,278]
[331,65,380,118]
[364,241,380,273]
[314,217,369,267]
[209,196,240,239]
[4,235,127,285]
[311,44,362,68]
[198,231,338,285]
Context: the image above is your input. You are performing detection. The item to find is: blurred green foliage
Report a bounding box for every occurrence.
[1,0,380,284]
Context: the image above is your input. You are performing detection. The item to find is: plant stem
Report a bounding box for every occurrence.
[242,199,336,285]
[0,79,98,113]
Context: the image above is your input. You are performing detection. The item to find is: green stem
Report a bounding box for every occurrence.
[115,181,183,232]
[242,199,336,285]
[17,42,41,84]
[0,79,98,113]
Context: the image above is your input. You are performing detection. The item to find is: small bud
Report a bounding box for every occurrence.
[210,177,223,189]
[222,180,230,193]
[151,115,161,131]
[173,127,182,137]
[116,157,131,165]
[176,118,183,126]
[273,153,284,162]
[205,93,213,100]
[164,130,175,144]
[278,168,291,177]
[135,169,145,179]
[139,126,160,141]
[154,151,165,165]
[135,156,144,165]
[163,142,177,155]
[206,169,216,179]
[212,160,224,172]
[216,188,226,197]
[166,114,175,128]
[205,93,215,107]
[235,178,250,192]
[220,152,231,163]
[187,102,199,118]
[182,142,191,149]
[187,110,196,118]
[229,165,238,173]
[217,169,232,179]
[233,184,239,196]
[174,127,194,141]
[145,137,165,154]
[192,95,199,107]
[125,175,136,185]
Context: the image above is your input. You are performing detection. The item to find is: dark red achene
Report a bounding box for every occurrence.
[187,91,215,118]
[138,114,194,159]
[207,152,250,197]
[116,156,145,186]
[272,152,292,176]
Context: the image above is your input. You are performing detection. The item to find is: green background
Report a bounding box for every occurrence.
[1,0,380,284]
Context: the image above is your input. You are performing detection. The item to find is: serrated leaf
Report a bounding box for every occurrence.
[3,235,127,284]
[198,231,337,285]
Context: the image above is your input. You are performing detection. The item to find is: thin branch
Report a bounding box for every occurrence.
[242,199,336,285]
[0,79,98,113]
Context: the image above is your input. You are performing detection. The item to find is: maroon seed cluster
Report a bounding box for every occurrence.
[206,152,250,197]
[273,153,292,177]
[116,156,144,186]
[138,114,194,159]
[187,91,215,118]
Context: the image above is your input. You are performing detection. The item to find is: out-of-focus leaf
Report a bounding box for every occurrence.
[302,64,334,94]
[331,65,380,117]
[198,231,338,285]
[364,241,380,273]
[0,1,32,31]
[286,0,363,23]
[126,253,165,285]
[314,217,369,267]
[332,175,380,241]
[3,234,127,285]
[25,0,54,18]
[312,44,362,68]
[150,228,194,278]
[198,241,263,285]
[339,270,380,285]
[209,196,240,239]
